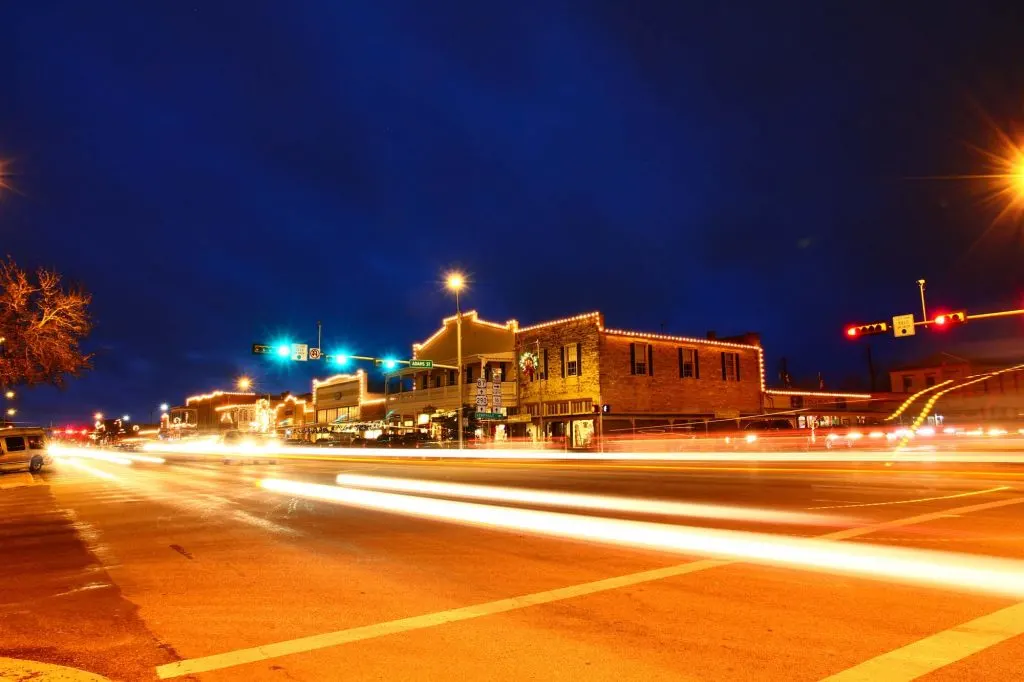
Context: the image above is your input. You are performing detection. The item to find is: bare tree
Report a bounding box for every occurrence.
[0,257,92,387]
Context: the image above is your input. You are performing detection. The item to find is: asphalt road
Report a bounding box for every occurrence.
[3,450,1024,681]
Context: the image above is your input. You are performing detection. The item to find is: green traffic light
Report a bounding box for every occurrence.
[383,359,397,370]
[276,344,291,357]
[335,354,349,366]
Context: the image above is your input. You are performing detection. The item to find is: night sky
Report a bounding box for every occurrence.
[2,2,1024,425]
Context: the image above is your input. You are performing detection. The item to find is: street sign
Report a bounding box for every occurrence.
[252,343,273,355]
[291,343,309,361]
[491,380,502,409]
[475,412,505,420]
[308,347,322,360]
[476,377,486,390]
[409,359,433,368]
[475,396,488,407]
[892,314,916,338]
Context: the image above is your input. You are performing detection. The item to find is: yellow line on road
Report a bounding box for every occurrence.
[819,601,1024,681]
[807,485,1011,510]
[155,494,1024,679]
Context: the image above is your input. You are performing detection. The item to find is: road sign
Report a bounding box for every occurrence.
[491,380,502,409]
[291,343,308,361]
[475,412,505,420]
[892,314,916,338]
[409,359,433,368]
[474,395,488,407]
[308,347,322,360]
[476,377,486,390]
[252,343,273,355]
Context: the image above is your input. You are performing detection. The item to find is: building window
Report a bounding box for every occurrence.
[448,369,457,385]
[721,352,740,381]
[630,343,651,376]
[925,374,936,387]
[902,375,913,392]
[563,343,580,377]
[570,399,593,414]
[465,365,474,383]
[678,348,699,378]
[790,396,804,409]
[433,375,442,388]
[545,401,569,416]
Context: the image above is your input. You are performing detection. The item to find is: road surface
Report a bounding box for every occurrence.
[3,450,1024,681]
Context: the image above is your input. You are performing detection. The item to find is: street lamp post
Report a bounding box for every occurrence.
[445,272,466,450]
[917,279,928,325]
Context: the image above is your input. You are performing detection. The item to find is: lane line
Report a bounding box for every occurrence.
[156,494,1024,679]
[819,601,1024,681]
[807,485,1011,510]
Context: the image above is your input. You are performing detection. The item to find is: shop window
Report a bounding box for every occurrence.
[902,375,913,392]
[925,374,936,387]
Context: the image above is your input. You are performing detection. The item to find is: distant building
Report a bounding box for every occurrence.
[889,353,1024,422]
[168,390,259,436]
[312,370,385,425]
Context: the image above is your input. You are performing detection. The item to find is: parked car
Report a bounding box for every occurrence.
[0,427,51,473]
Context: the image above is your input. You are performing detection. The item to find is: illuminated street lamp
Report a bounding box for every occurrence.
[4,390,13,399]
[159,403,169,412]
[122,414,130,422]
[237,376,253,391]
[445,271,466,451]
[6,408,15,417]
[94,412,103,421]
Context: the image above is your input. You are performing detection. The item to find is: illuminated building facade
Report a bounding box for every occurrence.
[515,312,765,446]
[312,371,385,425]
[385,311,519,433]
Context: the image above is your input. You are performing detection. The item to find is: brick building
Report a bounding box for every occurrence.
[514,312,765,446]
[168,390,259,436]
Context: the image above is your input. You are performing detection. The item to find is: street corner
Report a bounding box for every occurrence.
[0,657,111,681]
[0,473,40,490]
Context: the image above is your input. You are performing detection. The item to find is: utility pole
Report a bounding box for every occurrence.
[865,342,876,392]
[455,289,463,451]
[535,339,544,444]
[917,279,928,325]
[317,320,322,350]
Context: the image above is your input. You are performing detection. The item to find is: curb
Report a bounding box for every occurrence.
[0,657,111,681]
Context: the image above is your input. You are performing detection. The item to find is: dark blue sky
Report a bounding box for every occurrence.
[2,2,1023,424]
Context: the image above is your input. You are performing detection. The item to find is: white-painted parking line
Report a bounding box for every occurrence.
[807,485,1011,510]
[156,491,1024,679]
[819,601,1024,681]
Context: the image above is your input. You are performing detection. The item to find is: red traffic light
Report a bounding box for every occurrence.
[933,311,966,328]
[846,326,859,338]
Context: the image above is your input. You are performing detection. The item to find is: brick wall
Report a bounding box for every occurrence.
[516,317,603,414]
[598,333,762,416]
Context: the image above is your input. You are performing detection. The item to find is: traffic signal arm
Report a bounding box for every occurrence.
[845,321,889,338]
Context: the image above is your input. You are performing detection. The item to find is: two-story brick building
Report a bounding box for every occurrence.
[514,312,765,446]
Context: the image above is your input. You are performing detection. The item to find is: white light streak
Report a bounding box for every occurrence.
[262,478,1024,600]
[333,474,852,527]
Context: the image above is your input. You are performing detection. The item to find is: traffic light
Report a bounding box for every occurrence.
[845,321,889,338]
[933,311,966,328]
[275,344,291,357]
[374,358,397,370]
[334,354,349,367]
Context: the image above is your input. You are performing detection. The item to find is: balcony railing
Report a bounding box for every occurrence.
[386,381,517,408]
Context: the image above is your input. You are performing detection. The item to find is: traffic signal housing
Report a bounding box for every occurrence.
[845,321,889,338]
[933,311,966,328]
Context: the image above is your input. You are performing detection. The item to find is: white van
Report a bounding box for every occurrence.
[0,427,50,473]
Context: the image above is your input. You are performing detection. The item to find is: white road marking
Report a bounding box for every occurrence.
[819,601,1024,681]
[807,485,1010,510]
[156,493,1024,679]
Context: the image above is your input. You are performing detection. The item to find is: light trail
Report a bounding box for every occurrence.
[49,444,165,465]
[261,478,1024,599]
[58,457,120,481]
[333,473,856,526]
[143,441,1024,464]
